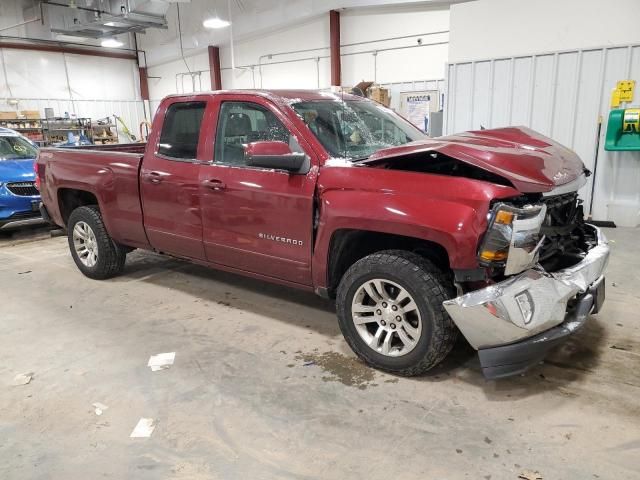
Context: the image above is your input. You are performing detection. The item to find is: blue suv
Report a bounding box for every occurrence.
[0,128,43,230]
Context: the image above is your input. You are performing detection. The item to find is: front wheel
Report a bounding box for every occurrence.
[336,250,458,376]
[67,205,127,279]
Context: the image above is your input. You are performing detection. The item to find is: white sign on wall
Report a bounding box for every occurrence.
[399,90,440,132]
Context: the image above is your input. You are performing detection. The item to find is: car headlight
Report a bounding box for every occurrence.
[479,203,547,274]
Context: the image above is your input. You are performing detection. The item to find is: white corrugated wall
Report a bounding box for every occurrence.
[445,44,640,226]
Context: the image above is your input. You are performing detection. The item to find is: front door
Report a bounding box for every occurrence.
[199,96,317,285]
[140,99,207,260]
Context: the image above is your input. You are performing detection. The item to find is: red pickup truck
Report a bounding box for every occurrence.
[36,90,609,379]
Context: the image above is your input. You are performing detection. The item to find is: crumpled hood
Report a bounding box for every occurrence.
[0,158,36,183]
[361,127,586,193]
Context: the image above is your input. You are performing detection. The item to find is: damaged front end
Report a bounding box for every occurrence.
[357,127,610,379]
[443,188,610,379]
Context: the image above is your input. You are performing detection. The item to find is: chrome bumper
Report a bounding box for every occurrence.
[443,224,609,349]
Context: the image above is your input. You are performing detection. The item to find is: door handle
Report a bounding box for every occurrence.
[202,179,226,191]
[144,171,163,184]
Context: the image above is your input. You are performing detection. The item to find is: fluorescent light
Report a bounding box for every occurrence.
[203,17,231,29]
[101,38,124,48]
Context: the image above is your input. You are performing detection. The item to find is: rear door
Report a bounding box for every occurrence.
[140,98,207,259]
[199,94,318,285]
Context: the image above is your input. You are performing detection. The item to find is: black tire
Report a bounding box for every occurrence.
[67,205,126,280]
[336,250,458,376]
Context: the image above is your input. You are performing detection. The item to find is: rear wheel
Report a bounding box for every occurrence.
[67,206,126,279]
[336,250,458,376]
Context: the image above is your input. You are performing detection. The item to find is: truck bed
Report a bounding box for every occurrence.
[38,144,149,249]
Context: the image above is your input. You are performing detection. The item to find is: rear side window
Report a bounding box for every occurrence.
[158,102,205,160]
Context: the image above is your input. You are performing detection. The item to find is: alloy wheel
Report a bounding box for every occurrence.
[351,278,422,357]
[72,221,99,268]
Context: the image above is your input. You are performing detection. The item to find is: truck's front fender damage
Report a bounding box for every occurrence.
[312,165,522,292]
[311,187,489,292]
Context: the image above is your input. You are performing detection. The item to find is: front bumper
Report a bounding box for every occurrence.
[0,211,45,230]
[444,224,609,379]
[0,184,42,229]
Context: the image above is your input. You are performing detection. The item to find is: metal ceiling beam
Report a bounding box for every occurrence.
[0,40,137,60]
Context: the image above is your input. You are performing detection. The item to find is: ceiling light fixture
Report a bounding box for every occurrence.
[101,37,124,48]
[203,16,231,29]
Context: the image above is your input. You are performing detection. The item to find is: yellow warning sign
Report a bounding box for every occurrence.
[623,108,640,133]
[611,80,635,107]
[617,80,635,102]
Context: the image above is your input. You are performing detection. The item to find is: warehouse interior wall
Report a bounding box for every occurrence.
[0,47,145,141]
[0,47,145,140]
[446,0,640,226]
[144,4,450,113]
[0,1,144,139]
[449,0,640,63]
[0,49,139,102]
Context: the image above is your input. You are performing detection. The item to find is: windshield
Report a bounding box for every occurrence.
[0,135,38,161]
[292,99,424,160]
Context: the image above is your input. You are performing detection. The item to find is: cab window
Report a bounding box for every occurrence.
[158,102,206,160]
[214,101,301,166]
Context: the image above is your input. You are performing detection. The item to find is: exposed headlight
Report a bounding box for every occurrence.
[479,203,547,274]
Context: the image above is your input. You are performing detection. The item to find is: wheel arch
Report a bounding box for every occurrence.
[57,188,100,226]
[324,229,451,298]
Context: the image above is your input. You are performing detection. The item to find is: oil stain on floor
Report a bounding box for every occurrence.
[294,351,377,389]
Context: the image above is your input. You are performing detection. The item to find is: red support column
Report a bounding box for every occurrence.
[329,10,341,86]
[138,66,150,100]
[208,45,222,90]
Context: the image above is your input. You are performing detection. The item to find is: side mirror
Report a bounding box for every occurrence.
[244,141,306,172]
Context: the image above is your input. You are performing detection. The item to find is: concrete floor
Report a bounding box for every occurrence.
[1,226,639,480]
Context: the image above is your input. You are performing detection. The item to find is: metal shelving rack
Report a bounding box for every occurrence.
[42,117,93,145]
[0,118,46,144]
[92,116,119,145]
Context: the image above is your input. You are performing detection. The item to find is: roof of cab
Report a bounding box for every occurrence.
[163,89,366,105]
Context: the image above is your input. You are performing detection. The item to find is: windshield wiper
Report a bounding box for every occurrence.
[351,155,370,162]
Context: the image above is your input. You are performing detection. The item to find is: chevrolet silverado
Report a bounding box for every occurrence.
[36,90,609,379]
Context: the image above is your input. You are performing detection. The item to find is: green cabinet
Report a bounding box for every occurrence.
[605,108,640,151]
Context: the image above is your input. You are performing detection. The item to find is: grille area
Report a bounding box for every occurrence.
[538,192,592,271]
[6,182,39,197]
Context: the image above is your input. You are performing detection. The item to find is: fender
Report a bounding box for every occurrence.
[55,172,113,230]
[311,165,521,289]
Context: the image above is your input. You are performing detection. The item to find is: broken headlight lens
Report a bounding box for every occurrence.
[478,203,545,266]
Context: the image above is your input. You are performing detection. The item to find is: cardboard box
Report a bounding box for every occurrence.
[351,81,391,107]
[0,111,17,120]
[368,86,390,107]
[20,110,41,119]
[353,81,374,97]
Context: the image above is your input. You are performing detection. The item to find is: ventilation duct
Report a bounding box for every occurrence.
[43,0,189,39]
